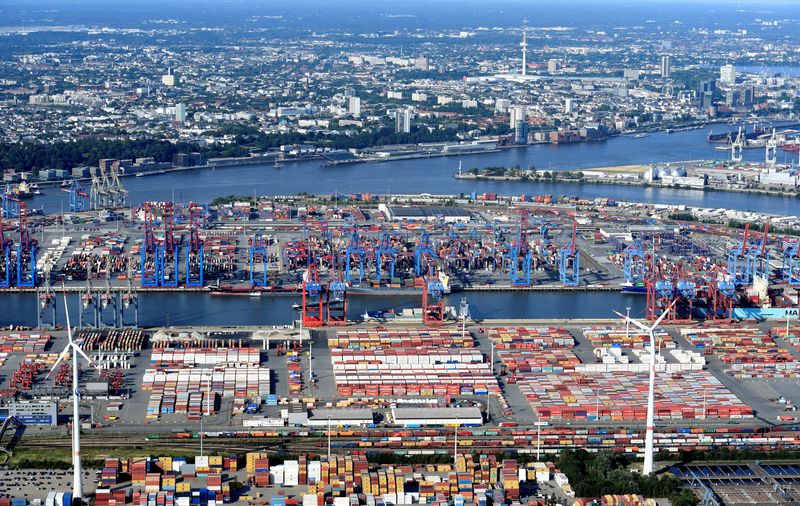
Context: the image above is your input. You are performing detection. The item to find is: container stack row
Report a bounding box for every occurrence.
[142,368,270,419]
[150,347,260,367]
[332,360,500,398]
[0,332,50,353]
[517,370,752,421]
[581,327,674,350]
[680,327,797,376]
[483,327,575,349]
[330,328,474,349]
[78,329,147,352]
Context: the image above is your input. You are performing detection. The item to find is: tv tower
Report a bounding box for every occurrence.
[520,18,528,76]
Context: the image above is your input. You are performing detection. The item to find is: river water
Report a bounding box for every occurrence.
[4,124,796,326]
[1,291,648,327]
[26,125,800,216]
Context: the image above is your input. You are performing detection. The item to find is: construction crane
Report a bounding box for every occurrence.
[344,231,364,284]
[140,202,159,287]
[782,239,800,285]
[67,180,88,212]
[301,263,324,328]
[15,202,36,287]
[0,214,10,287]
[421,264,445,326]
[727,224,753,285]
[158,202,178,287]
[249,232,269,287]
[185,203,204,286]
[375,233,396,283]
[508,210,532,287]
[558,220,580,286]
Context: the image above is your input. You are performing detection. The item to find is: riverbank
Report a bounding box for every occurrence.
[455,167,800,200]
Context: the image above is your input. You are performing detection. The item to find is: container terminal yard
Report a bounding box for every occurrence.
[1,189,800,505]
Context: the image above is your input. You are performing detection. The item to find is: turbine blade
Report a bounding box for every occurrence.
[652,298,677,328]
[46,346,70,379]
[73,344,97,369]
[64,292,73,344]
[612,310,650,332]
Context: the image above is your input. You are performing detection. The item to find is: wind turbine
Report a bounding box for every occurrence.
[46,293,97,499]
[614,298,676,476]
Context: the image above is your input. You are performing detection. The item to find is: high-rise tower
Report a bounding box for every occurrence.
[520,18,528,76]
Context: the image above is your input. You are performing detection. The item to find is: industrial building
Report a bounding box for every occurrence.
[378,204,471,223]
[307,408,374,427]
[390,407,483,427]
[0,401,58,426]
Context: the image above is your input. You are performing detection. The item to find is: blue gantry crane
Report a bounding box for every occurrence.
[374,233,396,282]
[507,210,532,287]
[0,214,10,287]
[140,202,159,287]
[623,238,646,283]
[783,240,800,285]
[1,185,19,219]
[157,202,179,287]
[558,220,580,286]
[68,180,88,212]
[185,203,204,286]
[15,203,36,287]
[345,231,365,284]
[249,231,269,287]
[415,229,436,276]
[726,223,755,285]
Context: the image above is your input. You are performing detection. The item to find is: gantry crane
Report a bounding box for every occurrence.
[623,238,647,284]
[558,220,580,286]
[0,214,10,287]
[158,202,179,287]
[326,256,347,326]
[185,203,204,286]
[15,203,36,287]
[375,233,396,283]
[727,224,754,285]
[752,222,771,281]
[783,239,800,285]
[508,210,532,287]
[140,203,159,287]
[301,263,324,327]
[422,264,445,326]
[249,232,269,287]
[67,180,88,212]
[415,229,437,277]
[345,231,365,284]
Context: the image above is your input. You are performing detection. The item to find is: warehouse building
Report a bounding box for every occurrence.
[0,401,58,426]
[379,204,471,223]
[391,407,483,427]
[307,408,374,427]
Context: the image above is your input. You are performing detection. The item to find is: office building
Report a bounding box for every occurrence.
[720,64,736,85]
[348,96,361,116]
[514,119,529,145]
[660,55,671,78]
[395,108,411,133]
[564,98,574,114]
[547,59,559,73]
[175,103,187,122]
[162,68,178,87]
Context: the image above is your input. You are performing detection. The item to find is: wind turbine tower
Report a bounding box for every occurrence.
[520,18,528,76]
[614,299,676,476]
[47,293,97,499]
